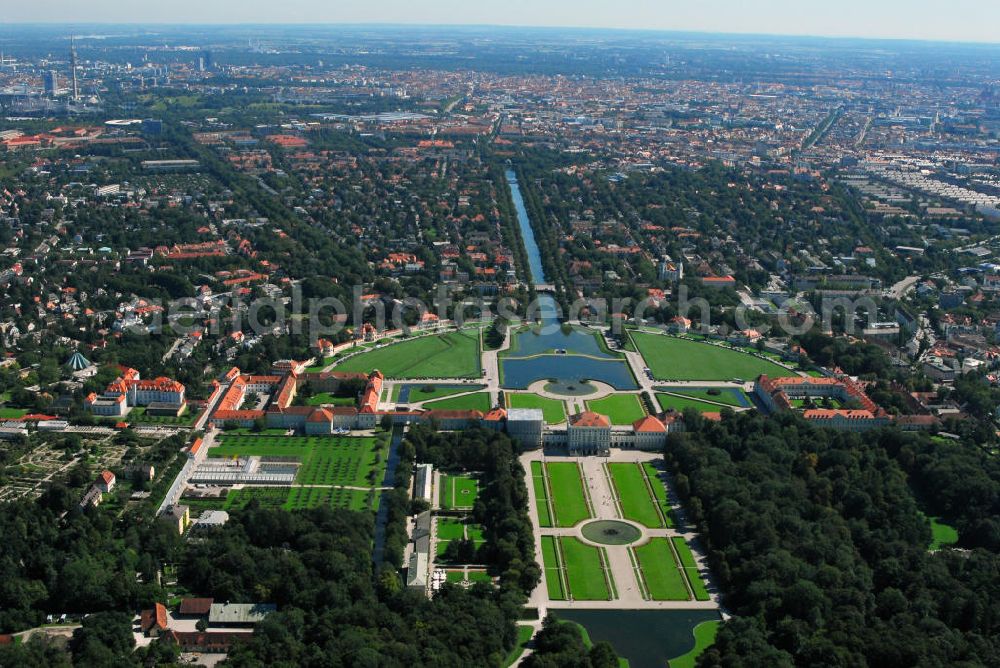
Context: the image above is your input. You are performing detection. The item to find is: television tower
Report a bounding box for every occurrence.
[70,36,79,101]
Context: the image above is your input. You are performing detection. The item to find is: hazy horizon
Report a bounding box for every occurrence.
[4,0,999,45]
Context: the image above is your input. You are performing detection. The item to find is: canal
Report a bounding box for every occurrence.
[506,168,548,286]
[559,609,721,668]
[372,424,404,566]
[502,168,637,389]
[504,169,711,666]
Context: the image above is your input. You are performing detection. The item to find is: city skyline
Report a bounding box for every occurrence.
[4,0,1000,45]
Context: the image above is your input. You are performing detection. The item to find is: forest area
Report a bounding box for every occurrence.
[666,410,999,667]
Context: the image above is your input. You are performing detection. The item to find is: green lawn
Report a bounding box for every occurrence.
[298,448,381,487]
[447,570,493,585]
[219,485,375,512]
[222,487,288,510]
[210,435,384,487]
[656,394,727,414]
[560,537,613,600]
[285,486,374,512]
[642,462,675,527]
[790,397,844,409]
[0,407,30,418]
[305,356,337,372]
[436,540,452,557]
[668,620,721,668]
[126,406,197,426]
[508,393,566,424]
[423,392,492,412]
[607,463,665,528]
[439,474,479,510]
[633,538,689,601]
[436,517,486,561]
[546,462,592,527]
[633,333,796,381]
[305,393,358,406]
[394,384,485,403]
[504,625,536,668]
[531,461,554,528]
[180,495,228,512]
[585,394,646,425]
[437,517,467,541]
[929,517,959,550]
[672,537,710,601]
[541,536,566,600]
[334,330,482,379]
[671,536,698,569]
[665,388,751,408]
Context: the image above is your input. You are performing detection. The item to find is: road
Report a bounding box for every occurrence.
[480,324,511,407]
[194,379,231,431]
[372,425,405,566]
[161,337,182,363]
[953,234,1000,253]
[887,275,920,300]
[156,429,218,516]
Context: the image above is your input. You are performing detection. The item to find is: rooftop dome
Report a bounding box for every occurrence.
[65,351,92,370]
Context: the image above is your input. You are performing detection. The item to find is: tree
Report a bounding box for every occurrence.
[337,377,368,398]
[523,614,621,667]
[70,612,136,666]
[184,506,522,668]
[0,636,72,668]
[665,411,1000,665]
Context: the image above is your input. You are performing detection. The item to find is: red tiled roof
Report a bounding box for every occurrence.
[314,370,368,382]
[9,413,58,422]
[179,598,214,615]
[307,408,333,423]
[632,415,666,433]
[140,603,168,632]
[247,375,282,385]
[895,414,938,425]
[803,409,875,420]
[360,370,383,413]
[212,409,265,421]
[272,374,298,409]
[570,411,611,428]
[424,410,485,420]
[757,374,884,416]
[268,405,313,416]
[484,407,507,421]
[132,377,185,393]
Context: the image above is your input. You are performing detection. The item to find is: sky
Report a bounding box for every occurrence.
[5,0,999,44]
